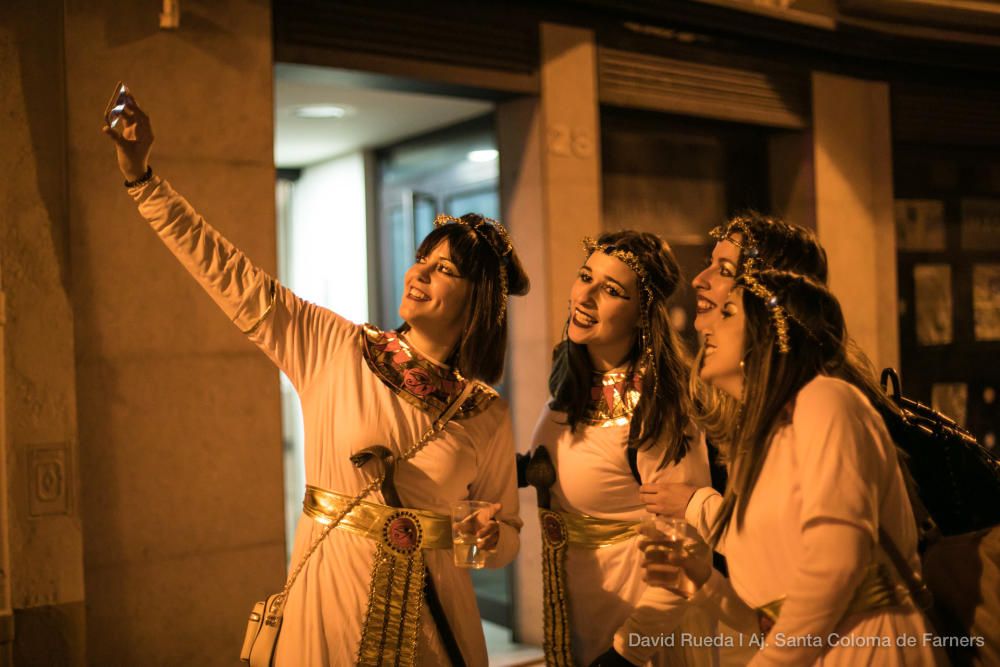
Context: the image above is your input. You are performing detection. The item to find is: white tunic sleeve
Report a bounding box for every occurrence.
[469,402,523,569]
[789,378,888,537]
[746,377,889,665]
[685,487,724,550]
[130,177,356,393]
[692,568,759,635]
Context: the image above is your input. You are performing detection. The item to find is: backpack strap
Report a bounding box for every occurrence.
[627,446,641,485]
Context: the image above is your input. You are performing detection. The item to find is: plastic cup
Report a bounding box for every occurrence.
[640,517,700,598]
[451,500,494,569]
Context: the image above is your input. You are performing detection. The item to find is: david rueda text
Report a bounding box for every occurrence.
[629,632,986,650]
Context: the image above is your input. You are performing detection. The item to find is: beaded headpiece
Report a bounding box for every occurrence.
[709,216,763,275]
[434,214,513,324]
[581,236,658,395]
[712,217,824,353]
[737,272,823,354]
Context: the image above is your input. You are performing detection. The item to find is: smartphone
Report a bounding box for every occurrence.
[104,81,129,129]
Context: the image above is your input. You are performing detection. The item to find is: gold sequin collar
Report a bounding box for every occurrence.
[583,367,642,427]
[361,324,496,420]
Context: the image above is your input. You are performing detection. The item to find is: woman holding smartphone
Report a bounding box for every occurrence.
[103,90,528,667]
[643,267,945,666]
[527,231,713,667]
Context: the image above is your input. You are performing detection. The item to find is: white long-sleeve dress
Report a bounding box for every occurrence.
[129,177,521,667]
[684,375,947,666]
[531,367,716,666]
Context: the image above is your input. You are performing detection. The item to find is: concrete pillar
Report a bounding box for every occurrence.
[539,23,604,347]
[62,2,286,665]
[498,22,604,647]
[811,72,899,371]
[497,96,547,646]
[769,130,817,230]
[0,2,87,664]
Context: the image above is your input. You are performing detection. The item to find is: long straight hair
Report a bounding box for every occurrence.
[708,271,847,545]
[549,230,693,465]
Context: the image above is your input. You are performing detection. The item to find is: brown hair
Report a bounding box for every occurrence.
[549,230,693,465]
[708,270,847,544]
[412,215,529,385]
[691,211,899,459]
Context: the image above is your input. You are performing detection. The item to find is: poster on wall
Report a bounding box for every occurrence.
[913,264,953,346]
[961,198,1000,251]
[932,383,968,428]
[973,264,1000,341]
[894,199,946,250]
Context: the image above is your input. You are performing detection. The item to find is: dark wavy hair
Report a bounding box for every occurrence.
[549,230,692,465]
[411,215,530,385]
[708,270,849,544]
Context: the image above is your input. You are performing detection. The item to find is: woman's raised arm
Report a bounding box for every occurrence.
[103,91,356,392]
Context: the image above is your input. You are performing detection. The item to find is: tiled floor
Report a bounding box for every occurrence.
[483,620,545,667]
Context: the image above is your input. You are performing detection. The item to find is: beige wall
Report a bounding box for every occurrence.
[502,23,604,646]
[0,2,86,664]
[812,72,899,371]
[2,1,286,664]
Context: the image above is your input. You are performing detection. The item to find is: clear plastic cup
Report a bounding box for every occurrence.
[640,517,700,598]
[451,500,495,569]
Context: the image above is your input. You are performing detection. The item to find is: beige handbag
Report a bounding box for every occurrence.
[239,382,476,666]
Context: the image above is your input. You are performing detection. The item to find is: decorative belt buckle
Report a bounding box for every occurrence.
[382,510,424,556]
[541,510,568,548]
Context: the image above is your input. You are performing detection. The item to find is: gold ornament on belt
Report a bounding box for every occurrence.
[302,487,454,667]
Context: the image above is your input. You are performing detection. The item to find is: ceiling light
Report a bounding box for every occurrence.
[467,149,498,163]
[293,104,353,119]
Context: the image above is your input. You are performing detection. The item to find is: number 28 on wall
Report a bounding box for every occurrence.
[547,123,593,158]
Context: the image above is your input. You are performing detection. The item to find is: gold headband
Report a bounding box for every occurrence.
[738,272,792,353]
[709,217,762,275]
[434,214,512,324]
[738,272,823,354]
[581,237,652,305]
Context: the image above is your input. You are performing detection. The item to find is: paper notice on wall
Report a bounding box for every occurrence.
[895,199,946,250]
[932,383,968,428]
[973,264,1000,341]
[961,198,1000,251]
[914,264,953,346]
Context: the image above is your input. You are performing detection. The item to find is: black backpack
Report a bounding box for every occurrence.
[880,368,1000,537]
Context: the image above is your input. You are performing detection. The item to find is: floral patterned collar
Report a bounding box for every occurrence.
[361,324,496,420]
[584,367,642,427]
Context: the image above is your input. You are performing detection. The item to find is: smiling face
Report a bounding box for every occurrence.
[700,287,746,399]
[691,234,742,333]
[398,239,471,337]
[568,252,642,370]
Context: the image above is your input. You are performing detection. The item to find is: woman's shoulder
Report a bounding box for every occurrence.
[792,374,880,424]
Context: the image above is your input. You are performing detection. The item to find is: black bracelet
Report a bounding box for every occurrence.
[124,165,154,188]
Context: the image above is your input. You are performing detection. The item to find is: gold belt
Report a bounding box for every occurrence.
[559,511,640,549]
[755,561,905,635]
[302,484,452,550]
[302,485,454,666]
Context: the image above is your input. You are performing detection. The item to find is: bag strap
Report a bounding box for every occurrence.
[275,381,477,607]
[627,446,641,484]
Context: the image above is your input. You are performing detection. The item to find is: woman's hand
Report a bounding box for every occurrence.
[638,521,712,598]
[639,482,699,518]
[456,502,502,551]
[102,91,154,182]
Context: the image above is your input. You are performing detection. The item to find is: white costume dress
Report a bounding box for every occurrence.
[530,367,716,666]
[130,177,521,667]
[685,376,947,666]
